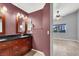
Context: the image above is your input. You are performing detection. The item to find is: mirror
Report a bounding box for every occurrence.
[16,14,27,34]
[0,15,5,34]
[0,17,2,32]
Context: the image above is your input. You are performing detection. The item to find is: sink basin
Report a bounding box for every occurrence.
[0,39,7,41]
[21,35,29,38]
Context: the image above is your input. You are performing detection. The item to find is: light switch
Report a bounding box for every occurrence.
[47,30,50,35]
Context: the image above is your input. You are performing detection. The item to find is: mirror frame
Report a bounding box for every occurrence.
[0,15,5,34]
[16,16,27,34]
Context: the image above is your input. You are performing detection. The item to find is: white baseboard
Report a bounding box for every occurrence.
[53,38,79,42]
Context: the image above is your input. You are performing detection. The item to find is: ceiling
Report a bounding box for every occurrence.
[12,3,45,13]
[53,3,79,19]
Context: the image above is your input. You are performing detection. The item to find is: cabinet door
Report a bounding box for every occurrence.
[0,48,10,56]
[0,38,32,56]
[9,39,32,56]
[26,38,32,49]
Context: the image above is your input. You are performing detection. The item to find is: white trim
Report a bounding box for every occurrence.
[53,38,79,42]
[50,3,53,56]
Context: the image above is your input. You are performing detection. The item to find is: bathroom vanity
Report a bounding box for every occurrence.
[0,11,33,56]
[0,34,32,56]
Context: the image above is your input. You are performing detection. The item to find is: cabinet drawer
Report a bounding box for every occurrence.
[0,44,8,49]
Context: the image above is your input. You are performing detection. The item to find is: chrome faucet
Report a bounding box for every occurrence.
[21,33,24,37]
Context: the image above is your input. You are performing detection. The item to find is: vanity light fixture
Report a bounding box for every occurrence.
[21,14,24,18]
[17,12,20,17]
[17,13,25,19]
[2,6,7,12]
[0,6,7,14]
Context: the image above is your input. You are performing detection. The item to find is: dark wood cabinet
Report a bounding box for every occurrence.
[0,37,32,56]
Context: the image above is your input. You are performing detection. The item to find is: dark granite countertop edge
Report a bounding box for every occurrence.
[0,34,32,42]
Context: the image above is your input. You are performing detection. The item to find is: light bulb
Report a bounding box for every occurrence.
[21,14,24,18]
[0,6,7,14]
[0,8,4,14]
[2,6,7,12]
[20,25,23,29]
[17,12,20,17]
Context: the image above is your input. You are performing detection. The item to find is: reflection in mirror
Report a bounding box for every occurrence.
[16,13,27,34]
[0,17,2,32]
[27,18,33,33]
[18,17,25,33]
[24,16,33,34]
[16,13,33,34]
[0,15,5,34]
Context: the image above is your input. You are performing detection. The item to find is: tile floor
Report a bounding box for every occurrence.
[53,39,79,56]
[24,49,45,56]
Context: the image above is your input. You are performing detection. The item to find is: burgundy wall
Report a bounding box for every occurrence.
[42,3,50,56]
[0,3,28,35]
[29,3,50,56]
